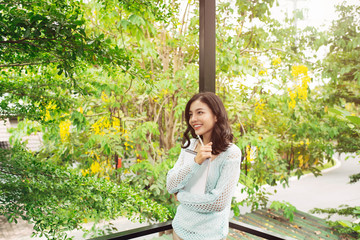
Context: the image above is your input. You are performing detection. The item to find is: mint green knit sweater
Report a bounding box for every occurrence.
[167,139,242,240]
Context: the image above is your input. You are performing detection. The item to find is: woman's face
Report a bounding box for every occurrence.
[189,99,217,141]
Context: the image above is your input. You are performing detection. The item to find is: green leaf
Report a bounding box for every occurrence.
[353,225,360,232]
[128,15,145,26]
[346,116,360,125]
[338,220,353,228]
[119,19,130,29]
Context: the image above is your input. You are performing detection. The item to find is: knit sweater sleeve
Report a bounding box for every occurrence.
[177,146,241,213]
[166,147,201,194]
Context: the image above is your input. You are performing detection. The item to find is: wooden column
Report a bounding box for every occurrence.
[199,0,216,93]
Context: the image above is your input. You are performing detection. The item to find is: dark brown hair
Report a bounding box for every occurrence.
[182,92,233,155]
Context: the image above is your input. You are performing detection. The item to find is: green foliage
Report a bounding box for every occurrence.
[349,172,360,184]
[311,206,360,238]
[337,220,360,237]
[0,146,170,240]
[125,146,181,219]
[82,223,118,239]
[0,0,87,70]
[270,201,297,222]
[233,174,270,214]
[315,2,360,153]
[0,0,130,120]
[329,107,360,129]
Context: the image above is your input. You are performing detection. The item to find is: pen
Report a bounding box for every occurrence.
[197,135,204,146]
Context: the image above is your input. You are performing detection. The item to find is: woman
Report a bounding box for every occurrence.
[166,92,242,240]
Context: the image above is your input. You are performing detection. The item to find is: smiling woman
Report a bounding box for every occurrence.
[166,92,242,240]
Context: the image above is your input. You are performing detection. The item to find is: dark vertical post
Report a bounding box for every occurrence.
[199,0,216,93]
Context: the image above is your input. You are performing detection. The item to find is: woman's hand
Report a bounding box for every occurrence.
[194,142,212,164]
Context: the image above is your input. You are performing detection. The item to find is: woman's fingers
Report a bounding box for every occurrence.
[201,142,212,154]
[195,142,212,164]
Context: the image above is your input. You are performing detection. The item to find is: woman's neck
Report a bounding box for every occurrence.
[202,134,211,145]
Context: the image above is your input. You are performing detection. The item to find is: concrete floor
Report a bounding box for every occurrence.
[264,153,360,221]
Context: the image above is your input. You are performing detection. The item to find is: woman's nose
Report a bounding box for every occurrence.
[190,115,197,122]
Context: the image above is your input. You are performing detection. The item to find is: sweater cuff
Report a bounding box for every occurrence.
[189,160,201,173]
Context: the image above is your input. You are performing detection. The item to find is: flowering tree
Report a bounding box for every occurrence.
[0,1,172,239]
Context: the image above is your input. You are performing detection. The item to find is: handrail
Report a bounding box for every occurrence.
[89,220,295,240]
[89,221,173,240]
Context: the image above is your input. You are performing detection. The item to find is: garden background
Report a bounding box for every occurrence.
[0,0,359,239]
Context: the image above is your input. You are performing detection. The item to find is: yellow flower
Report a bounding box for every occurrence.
[59,120,71,142]
[291,65,308,77]
[298,155,304,167]
[288,100,296,109]
[259,69,267,76]
[45,101,57,111]
[255,99,265,115]
[43,101,57,121]
[91,117,110,135]
[44,111,52,121]
[290,65,311,102]
[288,88,297,109]
[246,145,256,162]
[90,161,101,174]
[272,57,281,66]
[162,88,168,95]
[78,107,84,114]
[81,169,89,176]
[101,91,109,103]
[297,85,308,100]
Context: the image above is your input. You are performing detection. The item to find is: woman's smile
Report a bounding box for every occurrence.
[192,124,202,130]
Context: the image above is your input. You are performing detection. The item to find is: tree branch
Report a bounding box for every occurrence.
[238,31,254,55]
[0,38,58,44]
[0,59,61,68]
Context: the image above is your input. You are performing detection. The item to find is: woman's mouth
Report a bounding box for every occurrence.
[193,124,202,130]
